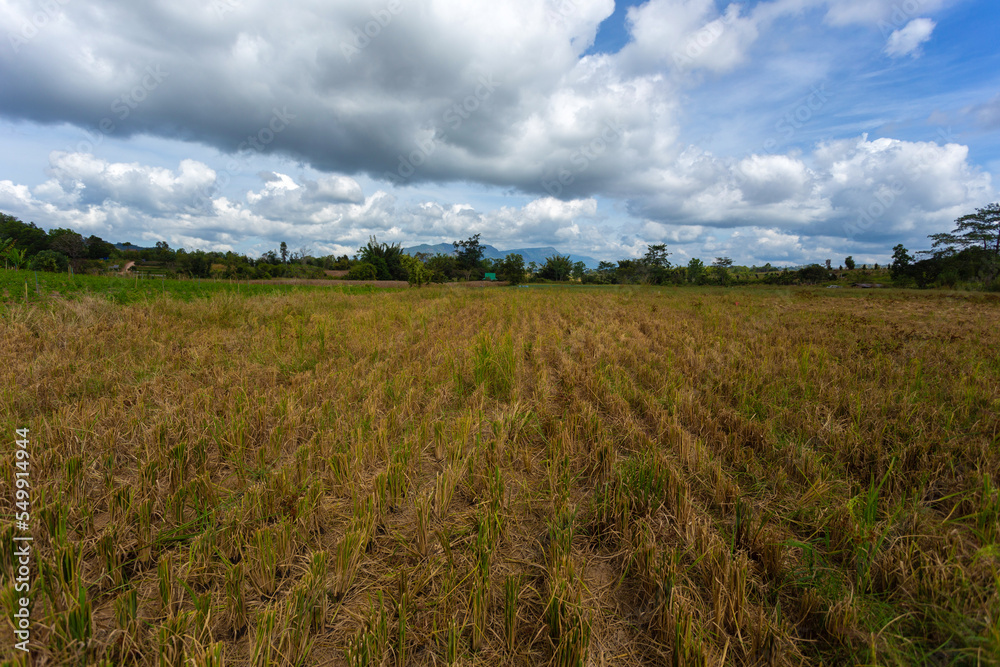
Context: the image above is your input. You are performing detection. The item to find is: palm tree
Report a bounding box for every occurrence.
[358,236,406,280]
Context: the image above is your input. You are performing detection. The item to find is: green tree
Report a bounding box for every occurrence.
[595,261,616,284]
[539,254,573,281]
[85,235,116,260]
[797,264,830,283]
[571,261,586,281]
[178,250,212,278]
[890,244,913,282]
[359,236,406,280]
[926,203,1000,286]
[844,256,856,270]
[931,203,1000,255]
[643,244,671,268]
[400,254,429,287]
[453,234,485,280]
[687,258,705,285]
[154,241,176,263]
[47,229,86,265]
[280,241,288,264]
[0,213,49,255]
[615,259,642,284]
[425,253,458,282]
[498,253,527,285]
[642,243,671,284]
[31,249,69,272]
[712,257,733,285]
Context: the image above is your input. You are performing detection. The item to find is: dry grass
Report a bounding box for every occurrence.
[1,285,998,665]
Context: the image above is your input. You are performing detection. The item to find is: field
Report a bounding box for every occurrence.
[0,269,396,305]
[1,282,998,665]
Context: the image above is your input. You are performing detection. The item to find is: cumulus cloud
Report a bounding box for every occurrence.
[625,134,991,244]
[0,0,630,191]
[620,0,760,74]
[884,18,936,58]
[42,152,217,213]
[4,152,613,257]
[1,138,990,265]
[0,0,991,267]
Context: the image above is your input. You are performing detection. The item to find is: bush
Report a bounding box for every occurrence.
[347,262,378,280]
[400,254,429,287]
[31,249,69,272]
[80,259,106,275]
[797,264,831,284]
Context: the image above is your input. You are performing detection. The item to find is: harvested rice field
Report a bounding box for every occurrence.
[1,285,998,665]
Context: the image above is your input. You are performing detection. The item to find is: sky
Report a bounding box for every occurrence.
[0,0,998,266]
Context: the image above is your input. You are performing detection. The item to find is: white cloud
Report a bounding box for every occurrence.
[884,18,936,58]
[42,152,217,213]
[0,0,991,267]
[8,154,613,256]
[620,0,760,74]
[735,154,812,205]
[822,0,948,27]
[626,133,992,245]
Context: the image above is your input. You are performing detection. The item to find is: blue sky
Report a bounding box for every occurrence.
[0,0,997,265]
[586,0,648,54]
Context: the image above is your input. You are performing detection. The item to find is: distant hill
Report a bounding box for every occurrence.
[404,243,601,269]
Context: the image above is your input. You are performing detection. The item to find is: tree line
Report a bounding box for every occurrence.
[0,213,880,286]
[889,203,1000,289]
[3,204,998,289]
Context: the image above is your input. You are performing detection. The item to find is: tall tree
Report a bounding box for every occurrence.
[85,235,116,260]
[643,243,671,269]
[47,228,86,266]
[712,257,733,285]
[539,254,573,281]
[931,203,1000,255]
[890,244,913,280]
[687,258,705,284]
[642,243,671,283]
[453,234,485,280]
[359,236,406,280]
[498,253,527,285]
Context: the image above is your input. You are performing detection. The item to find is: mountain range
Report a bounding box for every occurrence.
[403,243,601,269]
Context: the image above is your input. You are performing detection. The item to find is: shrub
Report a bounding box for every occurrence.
[31,249,69,272]
[400,254,429,287]
[347,262,378,281]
